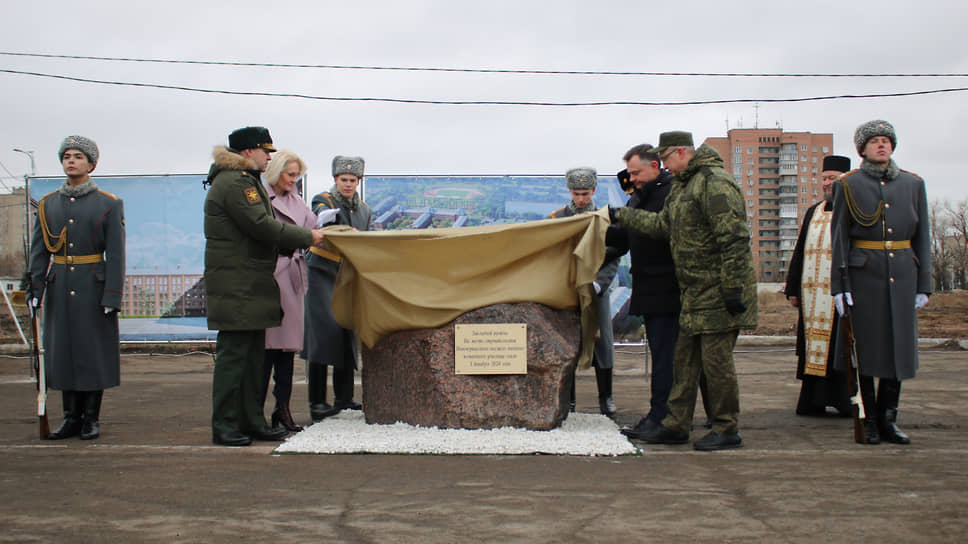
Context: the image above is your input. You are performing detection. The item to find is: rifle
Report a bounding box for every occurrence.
[28,303,50,439]
[839,269,866,444]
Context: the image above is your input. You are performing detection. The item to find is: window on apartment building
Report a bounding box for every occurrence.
[800,165,807,172]
[748,157,754,164]
[733,166,742,177]
[822,146,830,153]
[812,146,818,152]
[747,200,754,208]
[801,144,807,151]
[800,177,807,183]
[748,179,754,186]
[801,186,807,193]
[734,146,741,153]
[801,197,807,204]
[812,167,817,174]
[747,169,754,176]
[747,188,753,195]
[812,156,817,163]
[747,147,753,154]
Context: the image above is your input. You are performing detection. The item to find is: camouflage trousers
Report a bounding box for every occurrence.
[661,330,740,435]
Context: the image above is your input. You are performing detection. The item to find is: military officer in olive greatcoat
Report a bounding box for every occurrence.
[831,120,931,445]
[204,126,326,446]
[29,135,124,441]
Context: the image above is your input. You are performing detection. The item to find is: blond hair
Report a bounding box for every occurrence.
[264,149,307,186]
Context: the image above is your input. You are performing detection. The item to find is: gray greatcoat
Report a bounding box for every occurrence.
[550,203,619,369]
[302,190,371,368]
[830,161,931,380]
[29,181,125,391]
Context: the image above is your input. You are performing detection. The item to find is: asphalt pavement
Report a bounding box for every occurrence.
[0,341,965,543]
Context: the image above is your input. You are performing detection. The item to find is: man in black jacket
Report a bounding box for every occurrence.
[611,144,690,438]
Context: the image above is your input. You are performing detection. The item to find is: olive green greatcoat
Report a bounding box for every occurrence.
[618,144,757,335]
[203,146,314,331]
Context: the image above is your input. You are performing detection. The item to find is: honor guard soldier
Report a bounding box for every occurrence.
[29,135,125,441]
[550,167,619,418]
[831,120,931,444]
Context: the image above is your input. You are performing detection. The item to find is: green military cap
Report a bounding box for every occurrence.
[653,131,694,154]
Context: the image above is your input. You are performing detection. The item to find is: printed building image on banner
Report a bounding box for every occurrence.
[362,175,627,230]
[30,175,213,341]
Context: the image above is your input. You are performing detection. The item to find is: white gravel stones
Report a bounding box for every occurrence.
[275,411,638,456]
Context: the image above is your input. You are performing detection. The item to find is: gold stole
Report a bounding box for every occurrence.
[801,207,835,376]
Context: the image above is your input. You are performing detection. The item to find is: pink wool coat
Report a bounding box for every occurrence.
[264,183,316,351]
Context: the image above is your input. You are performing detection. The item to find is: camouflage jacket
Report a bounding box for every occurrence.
[616,144,757,334]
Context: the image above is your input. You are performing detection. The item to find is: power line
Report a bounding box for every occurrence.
[2,51,967,78]
[3,68,968,107]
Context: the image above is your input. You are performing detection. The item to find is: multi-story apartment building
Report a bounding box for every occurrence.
[705,128,834,283]
[122,273,204,317]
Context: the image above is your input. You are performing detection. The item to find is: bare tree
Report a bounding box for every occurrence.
[944,199,968,290]
[930,199,954,291]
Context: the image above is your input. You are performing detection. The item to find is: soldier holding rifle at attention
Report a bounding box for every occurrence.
[830,120,931,445]
[28,135,125,441]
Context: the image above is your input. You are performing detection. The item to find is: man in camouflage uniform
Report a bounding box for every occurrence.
[610,131,757,451]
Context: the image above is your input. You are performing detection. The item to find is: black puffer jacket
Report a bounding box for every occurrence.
[607,169,680,317]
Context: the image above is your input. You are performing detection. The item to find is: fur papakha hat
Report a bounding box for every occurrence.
[58,135,99,166]
[332,155,365,178]
[566,167,597,190]
[854,120,896,155]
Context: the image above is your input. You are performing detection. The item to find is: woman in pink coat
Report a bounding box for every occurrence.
[261,150,316,431]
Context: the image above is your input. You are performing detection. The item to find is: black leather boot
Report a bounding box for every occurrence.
[333,367,361,410]
[308,364,333,422]
[272,403,303,433]
[859,375,880,445]
[878,378,910,444]
[80,390,103,440]
[48,391,82,440]
[595,366,616,418]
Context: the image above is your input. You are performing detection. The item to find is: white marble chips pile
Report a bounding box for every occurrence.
[274,410,638,456]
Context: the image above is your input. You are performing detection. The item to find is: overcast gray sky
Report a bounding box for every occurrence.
[1,0,966,202]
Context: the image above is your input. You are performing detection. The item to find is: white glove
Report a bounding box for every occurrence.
[593,281,602,295]
[915,293,928,310]
[28,297,39,308]
[316,208,341,227]
[103,307,117,315]
[834,292,853,317]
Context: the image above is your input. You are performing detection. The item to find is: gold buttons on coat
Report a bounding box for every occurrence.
[70,197,76,202]
[888,227,894,234]
[68,219,74,224]
[69,266,75,271]
[70,290,76,296]
[68,242,74,248]
[885,203,891,209]
[890,278,895,283]
[889,253,895,258]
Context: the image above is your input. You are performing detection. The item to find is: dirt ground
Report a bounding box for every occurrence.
[0,344,966,543]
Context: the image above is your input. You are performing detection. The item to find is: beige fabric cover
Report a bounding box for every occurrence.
[323,207,609,369]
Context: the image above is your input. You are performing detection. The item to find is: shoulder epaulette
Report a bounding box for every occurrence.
[97,189,119,200]
[841,168,861,178]
[38,190,58,204]
[899,169,923,180]
[549,207,565,219]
